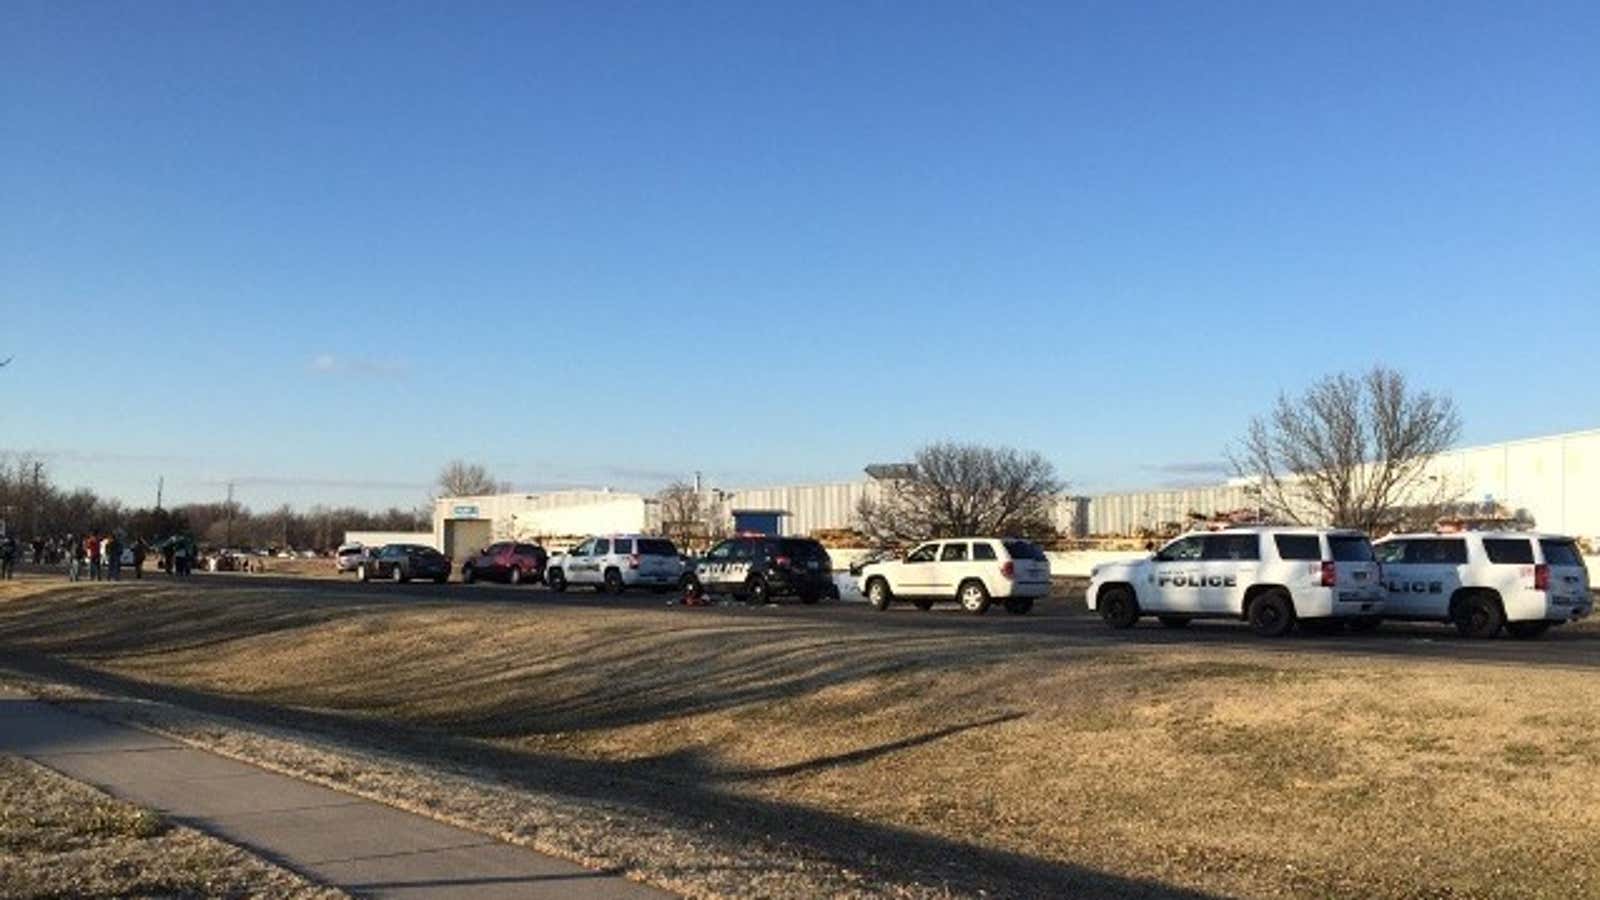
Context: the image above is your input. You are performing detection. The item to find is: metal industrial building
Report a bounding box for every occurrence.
[434,428,1600,551]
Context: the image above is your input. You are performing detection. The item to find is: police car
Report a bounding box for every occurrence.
[545,534,684,593]
[1086,527,1383,637]
[1372,531,1591,638]
[684,535,837,604]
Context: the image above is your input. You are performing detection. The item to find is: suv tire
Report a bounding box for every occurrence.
[866,577,892,611]
[958,579,991,615]
[1003,597,1034,615]
[681,574,703,600]
[1453,591,1505,639]
[356,563,368,582]
[603,568,624,594]
[1098,585,1139,629]
[509,566,523,586]
[462,565,476,585]
[1248,589,1295,637]
[746,575,770,606]
[547,568,567,592]
[393,566,406,584]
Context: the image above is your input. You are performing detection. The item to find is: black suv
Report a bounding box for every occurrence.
[686,536,837,604]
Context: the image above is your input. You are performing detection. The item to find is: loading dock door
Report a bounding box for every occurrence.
[444,519,492,563]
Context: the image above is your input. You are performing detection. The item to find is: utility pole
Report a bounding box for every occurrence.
[155,476,163,511]
[31,461,42,537]
[225,482,235,548]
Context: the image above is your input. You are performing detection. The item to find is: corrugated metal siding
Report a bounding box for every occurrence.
[1083,486,1256,536]
[725,482,878,535]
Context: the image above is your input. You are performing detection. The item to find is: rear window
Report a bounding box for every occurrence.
[1002,540,1046,561]
[637,539,677,556]
[1274,535,1322,561]
[777,539,827,560]
[612,539,633,555]
[513,543,540,555]
[1328,535,1375,562]
[973,542,998,561]
[1540,539,1583,567]
[1483,538,1534,565]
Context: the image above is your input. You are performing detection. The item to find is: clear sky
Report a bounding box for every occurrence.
[3,1,1597,511]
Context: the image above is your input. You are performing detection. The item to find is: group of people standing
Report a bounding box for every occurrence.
[65,532,148,582]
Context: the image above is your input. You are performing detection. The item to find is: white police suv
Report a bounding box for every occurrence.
[1086,527,1383,637]
[545,534,684,594]
[1372,531,1591,638]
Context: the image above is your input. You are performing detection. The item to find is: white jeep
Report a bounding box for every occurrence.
[1372,531,1592,638]
[545,534,684,594]
[856,537,1051,615]
[1087,527,1383,637]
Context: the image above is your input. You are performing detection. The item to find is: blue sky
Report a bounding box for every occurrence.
[3,1,1597,511]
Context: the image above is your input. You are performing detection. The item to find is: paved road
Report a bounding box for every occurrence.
[0,691,670,899]
[168,568,1600,671]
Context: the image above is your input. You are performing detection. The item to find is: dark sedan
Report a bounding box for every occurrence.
[357,544,451,584]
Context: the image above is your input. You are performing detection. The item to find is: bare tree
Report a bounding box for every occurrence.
[657,480,709,548]
[856,442,1062,545]
[435,460,500,498]
[1232,366,1462,532]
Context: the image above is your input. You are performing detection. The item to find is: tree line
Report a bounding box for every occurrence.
[0,456,427,551]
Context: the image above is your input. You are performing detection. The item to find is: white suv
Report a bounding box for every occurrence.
[1087,527,1383,637]
[545,534,684,594]
[1372,531,1592,638]
[856,538,1051,615]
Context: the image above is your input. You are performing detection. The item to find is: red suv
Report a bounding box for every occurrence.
[461,542,547,585]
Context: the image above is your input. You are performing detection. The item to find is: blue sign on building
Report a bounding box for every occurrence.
[451,505,480,518]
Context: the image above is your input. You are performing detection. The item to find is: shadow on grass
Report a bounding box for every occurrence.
[1,651,1214,900]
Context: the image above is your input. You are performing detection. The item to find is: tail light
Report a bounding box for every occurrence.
[774,555,791,568]
[1534,564,1549,591]
[628,554,640,570]
[1001,561,1015,579]
[1320,561,1336,587]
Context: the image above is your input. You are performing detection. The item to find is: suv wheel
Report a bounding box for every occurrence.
[1453,591,1505,639]
[462,565,476,585]
[1248,589,1295,637]
[547,568,567,592]
[746,575,770,605]
[1098,585,1139,629]
[681,574,703,600]
[958,579,991,615]
[509,566,523,586]
[866,577,892,611]
[1003,597,1034,615]
[393,566,406,584]
[603,568,624,594]
[1506,620,1551,639]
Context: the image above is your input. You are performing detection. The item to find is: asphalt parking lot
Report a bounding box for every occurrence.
[190,569,1600,671]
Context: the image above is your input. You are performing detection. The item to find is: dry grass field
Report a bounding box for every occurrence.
[2,572,1599,899]
[0,753,343,899]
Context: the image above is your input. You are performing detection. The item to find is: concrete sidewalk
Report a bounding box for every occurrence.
[0,693,669,899]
